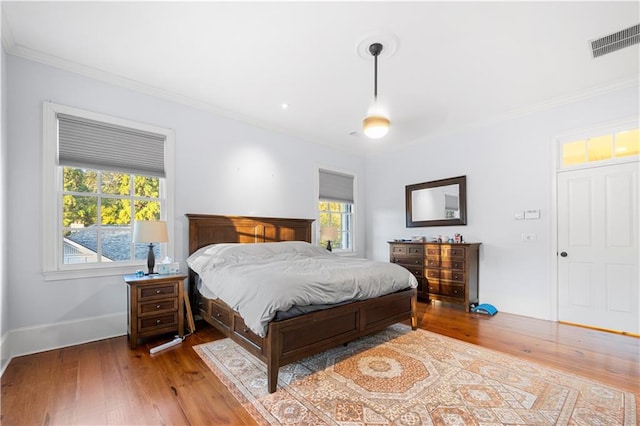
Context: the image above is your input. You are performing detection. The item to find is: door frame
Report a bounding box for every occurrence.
[549,116,639,323]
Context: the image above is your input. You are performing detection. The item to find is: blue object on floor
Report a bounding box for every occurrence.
[471,303,498,316]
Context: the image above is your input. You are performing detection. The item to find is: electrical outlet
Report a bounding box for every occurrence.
[521,233,537,241]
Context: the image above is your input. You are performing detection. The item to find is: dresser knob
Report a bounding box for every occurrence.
[156,290,161,294]
[243,327,249,333]
[156,305,161,309]
[156,319,161,324]
[216,313,222,318]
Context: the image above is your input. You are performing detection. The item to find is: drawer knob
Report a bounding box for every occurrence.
[216,313,222,318]
[453,290,458,294]
[243,327,249,333]
[156,305,161,309]
[156,290,161,294]
[156,319,161,324]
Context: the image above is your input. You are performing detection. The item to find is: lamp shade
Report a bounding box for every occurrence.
[133,220,168,243]
[320,225,338,241]
[363,115,390,139]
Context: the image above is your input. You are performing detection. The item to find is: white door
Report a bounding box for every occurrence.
[557,162,639,334]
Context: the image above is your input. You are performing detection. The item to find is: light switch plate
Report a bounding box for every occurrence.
[524,210,540,219]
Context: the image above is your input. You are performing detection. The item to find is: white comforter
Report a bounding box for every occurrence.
[187,241,418,337]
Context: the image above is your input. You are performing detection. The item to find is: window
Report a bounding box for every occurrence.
[318,169,355,252]
[560,126,639,168]
[43,102,175,280]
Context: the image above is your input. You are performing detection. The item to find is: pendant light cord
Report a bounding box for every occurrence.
[373,53,378,101]
[369,42,383,102]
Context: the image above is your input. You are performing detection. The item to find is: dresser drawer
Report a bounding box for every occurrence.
[445,246,466,258]
[426,246,441,256]
[440,270,466,282]
[392,256,424,267]
[138,283,178,300]
[407,267,423,279]
[406,245,424,256]
[441,259,465,270]
[391,245,407,256]
[138,313,178,332]
[139,299,177,315]
[427,280,440,294]
[426,269,440,279]
[440,283,464,299]
[426,258,440,268]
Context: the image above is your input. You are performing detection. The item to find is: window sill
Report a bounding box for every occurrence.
[43,264,146,281]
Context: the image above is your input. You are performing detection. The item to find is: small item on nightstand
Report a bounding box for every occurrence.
[135,270,144,278]
[454,233,463,243]
[437,235,442,243]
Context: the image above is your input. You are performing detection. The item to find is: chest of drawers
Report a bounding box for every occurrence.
[389,242,481,310]
[389,242,428,300]
[124,274,187,349]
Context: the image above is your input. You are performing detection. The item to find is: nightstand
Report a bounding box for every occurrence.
[123,273,187,349]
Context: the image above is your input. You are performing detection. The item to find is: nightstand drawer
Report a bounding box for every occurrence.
[139,313,178,332]
[139,299,178,315]
[138,283,178,300]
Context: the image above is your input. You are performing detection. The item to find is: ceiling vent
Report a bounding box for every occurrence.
[590,23,640,58]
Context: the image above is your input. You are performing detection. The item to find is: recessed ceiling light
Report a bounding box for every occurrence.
[281,103,289,110]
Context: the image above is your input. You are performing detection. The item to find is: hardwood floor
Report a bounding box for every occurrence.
[2,301,638,425]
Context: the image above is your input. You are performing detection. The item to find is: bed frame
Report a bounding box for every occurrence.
[187,214,418,393]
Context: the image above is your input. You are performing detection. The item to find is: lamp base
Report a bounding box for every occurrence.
[146,243,156,275]
[326,240,332,252]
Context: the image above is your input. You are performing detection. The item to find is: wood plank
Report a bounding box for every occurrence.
[1,301,638,425]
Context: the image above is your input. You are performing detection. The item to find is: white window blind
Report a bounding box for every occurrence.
[319,169,354,203]
[57,113,166,178]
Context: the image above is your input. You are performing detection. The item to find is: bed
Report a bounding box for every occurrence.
[186,214,418,393]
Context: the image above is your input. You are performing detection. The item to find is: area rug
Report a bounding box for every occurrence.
[194,324,637,425]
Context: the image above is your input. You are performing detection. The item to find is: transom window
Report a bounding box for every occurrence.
[560,127,639,168]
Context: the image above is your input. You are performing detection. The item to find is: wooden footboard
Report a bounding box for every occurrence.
[199,287,417,393]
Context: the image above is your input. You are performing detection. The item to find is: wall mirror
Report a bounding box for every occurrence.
[406,175,467,227]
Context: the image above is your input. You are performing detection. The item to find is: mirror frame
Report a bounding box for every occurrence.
[405,175,467,227]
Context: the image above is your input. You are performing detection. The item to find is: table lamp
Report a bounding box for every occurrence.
[133,220,168,275]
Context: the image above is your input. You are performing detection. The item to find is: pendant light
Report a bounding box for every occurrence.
[363,42,390,139]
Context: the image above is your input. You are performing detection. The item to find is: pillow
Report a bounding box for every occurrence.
[186,241,330,274]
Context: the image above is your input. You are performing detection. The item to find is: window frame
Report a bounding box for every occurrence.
[557,118,639,171]
[317,167,357,254]
[42,102,175,280]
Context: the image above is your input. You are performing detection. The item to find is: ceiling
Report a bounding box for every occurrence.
[2,1,639,156]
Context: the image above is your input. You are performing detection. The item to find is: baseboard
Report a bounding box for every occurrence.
[0,331,10,376]
[6,312,127,359]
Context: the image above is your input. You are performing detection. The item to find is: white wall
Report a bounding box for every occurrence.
[1,44,9,373]
[365,84,639,321]
[5,54,365,358]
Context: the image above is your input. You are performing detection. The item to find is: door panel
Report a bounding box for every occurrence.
[558,162,639,334]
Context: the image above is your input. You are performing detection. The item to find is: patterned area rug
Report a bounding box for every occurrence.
[194,324,637,425]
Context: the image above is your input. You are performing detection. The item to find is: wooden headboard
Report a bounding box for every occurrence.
[186,214,314,255]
